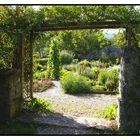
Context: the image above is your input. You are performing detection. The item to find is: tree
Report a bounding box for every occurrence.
[46,39,61,80]
[111,32,127,47]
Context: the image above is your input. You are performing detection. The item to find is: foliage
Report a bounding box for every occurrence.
[47,39,61,80]
[91,60,113,68]
[76,65,94,79]
[90,67,100,80]
[28,98,51,113]
[72,59,79,64]
[0,32,14,70]
[34,70,47,79]
[97,103,118,120]
[98,68,119,91]
[79,59,91,67]
[60,72,92,94]
[111,32,127,47]
[92,85,105,91]
[60,50,74,65]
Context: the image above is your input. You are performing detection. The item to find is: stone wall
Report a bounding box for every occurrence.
[0,69,22,122]
[77,45,122,60]
[118,46,140,133]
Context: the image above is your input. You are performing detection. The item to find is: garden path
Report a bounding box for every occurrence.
[18,81,119,135]
[34,81,118,117]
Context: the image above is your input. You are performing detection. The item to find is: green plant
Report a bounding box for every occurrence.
[92,85,105,91]
[91,60,112,68]
[97,103,118,120]
[28,98,51,113]
[47,39,61,80]
[79,59,91,67]
[60,50,74,65]
[60,72,92,94]
[98,68,119,91]
[33,70,47,79]
[72,59,79,64]
[76,65,94,79]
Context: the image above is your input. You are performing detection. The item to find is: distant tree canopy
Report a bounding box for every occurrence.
[111,32,127,47]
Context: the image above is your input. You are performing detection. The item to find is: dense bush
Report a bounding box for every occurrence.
[91,60,112,68]
[34,70,47,79]
[36,58,48,66]
[99,54,121,65]
[79,59,91,67]
[76,65,94,79]
[98,68,119,91]
[60,72,92,94]
[60,50,74,65]
[92,85,105,91]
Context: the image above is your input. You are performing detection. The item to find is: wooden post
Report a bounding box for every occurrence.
[21,33,24,101]
[29,31,33,99]
[126,27,133,47]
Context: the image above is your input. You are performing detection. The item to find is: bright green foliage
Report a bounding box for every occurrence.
[98,103,118,120]
[33,70,47,79]
[60,50,74,65]
[111,32,127,47]
[92,85,105,91]
[28,98,51,113]
[98,68,119,91]
[60,72,92,94]
[0,32,14,70]
[47,39,61,80]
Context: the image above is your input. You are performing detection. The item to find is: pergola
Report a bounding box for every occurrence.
[0,19,140,133]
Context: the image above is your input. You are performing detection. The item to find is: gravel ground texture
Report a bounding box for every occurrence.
[34,80,118,117]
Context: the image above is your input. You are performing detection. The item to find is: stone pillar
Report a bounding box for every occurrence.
[118,46,140,133]
[0,69,22,122]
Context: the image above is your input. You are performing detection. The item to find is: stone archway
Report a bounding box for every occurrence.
[0,21,140,133]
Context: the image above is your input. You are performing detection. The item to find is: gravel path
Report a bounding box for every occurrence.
[18,82,119,135]
[34,81,118,117]
[34,81,118,108]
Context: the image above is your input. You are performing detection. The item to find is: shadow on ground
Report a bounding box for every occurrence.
[16,110,119,135]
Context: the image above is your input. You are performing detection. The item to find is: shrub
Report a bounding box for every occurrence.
[91,67,100,80]
[35,58,48,66]
[60,50,74,65]
[98,103,118,120]
[79,59,91,67]
[98,68,119,91]
[99,54,111,63]
[47,40,61,80]
[60,72,92,94]
[92,85,105,91]
[91,60,112,68]
[28,98,51,113]
[33,70,47,79]
[72,59,79,64]
[63,64,77,72]
[76,65,94,79]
